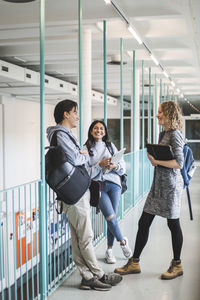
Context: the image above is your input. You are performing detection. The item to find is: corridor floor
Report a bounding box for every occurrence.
[48,167,200,300]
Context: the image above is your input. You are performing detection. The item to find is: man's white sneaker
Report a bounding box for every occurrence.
[120,237,132,259]
[105,249,116,264]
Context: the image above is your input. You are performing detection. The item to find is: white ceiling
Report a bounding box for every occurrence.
[0,0,200,113]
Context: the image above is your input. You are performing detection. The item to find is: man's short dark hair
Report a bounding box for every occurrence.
[54,99,78,124]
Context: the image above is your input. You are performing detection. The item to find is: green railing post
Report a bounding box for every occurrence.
[155,74,158,142]
[160,79,162,104]
[103,20,107,126]
[120,38,124,218]
[103,20,107,234]
[163,83,166,102]
[39,0,47,299]
[120,38,124,150]
[45,183,48,291]
[5,195,11,300]
[132,50,136,206]
[0,213,4,300]
[148,67,152,143]
[78,0,83,147]
[148,67,152,188]
[132,50,136,154]
[12,191,17,300]
[167,85,169,101]
[142,61,145,196]
[159,78,162,132]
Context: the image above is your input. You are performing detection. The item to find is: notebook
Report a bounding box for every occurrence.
[146,144,174,160]
[110,148,126,164]
[103,148,126,174]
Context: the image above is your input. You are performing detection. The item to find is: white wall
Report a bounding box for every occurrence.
[92,101,120,120]
[1,96,55,189]
[0,96,127,190]
[0,102,3,190]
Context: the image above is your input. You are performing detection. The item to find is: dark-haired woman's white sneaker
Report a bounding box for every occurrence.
[120,237,132,259]
[105,249,116,264]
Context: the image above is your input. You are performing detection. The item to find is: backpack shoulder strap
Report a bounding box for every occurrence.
[50,129,80,150]
[106,141,114,156]
[50,131,59,146]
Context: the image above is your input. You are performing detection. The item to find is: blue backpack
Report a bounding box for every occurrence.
[181,144,195,187]
[181,144,196,220]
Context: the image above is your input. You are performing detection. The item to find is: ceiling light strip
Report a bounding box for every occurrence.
[104,0,199,113]
[127,25,142,45]
[142,42,151,54]
[109,0,129,25]
[163,71,169,78]
[150,54,159,66]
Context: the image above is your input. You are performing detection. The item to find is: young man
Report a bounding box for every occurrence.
[47,99,122,291]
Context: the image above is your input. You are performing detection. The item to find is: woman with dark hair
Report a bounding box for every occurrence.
[84,120,132,264]
[115,101,185,280]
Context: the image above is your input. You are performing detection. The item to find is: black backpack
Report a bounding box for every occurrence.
[45,130,91,205]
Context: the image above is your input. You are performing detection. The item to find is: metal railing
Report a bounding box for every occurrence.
[0,180,40,300]
[0,150,153,299]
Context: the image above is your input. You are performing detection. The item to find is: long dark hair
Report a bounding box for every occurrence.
[85,120,111,156]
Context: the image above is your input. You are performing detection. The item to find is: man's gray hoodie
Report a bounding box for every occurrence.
[46,125,89,166]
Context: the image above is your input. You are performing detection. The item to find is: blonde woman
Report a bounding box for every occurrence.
[115,101,185,280]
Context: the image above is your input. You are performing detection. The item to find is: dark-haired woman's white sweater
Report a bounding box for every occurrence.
[84,141,126,188]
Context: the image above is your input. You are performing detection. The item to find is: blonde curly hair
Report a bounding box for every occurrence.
[161,101,183,130]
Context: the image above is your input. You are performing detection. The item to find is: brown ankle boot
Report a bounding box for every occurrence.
[161,260,183,280]
[114,258,141,275]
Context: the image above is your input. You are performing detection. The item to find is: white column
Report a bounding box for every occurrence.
[0,97,4,190]
[82,29,92,143]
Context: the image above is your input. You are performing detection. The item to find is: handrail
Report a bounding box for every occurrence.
[0,179,41,194]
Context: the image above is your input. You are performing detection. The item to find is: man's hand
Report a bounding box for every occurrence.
[79,149,88,155]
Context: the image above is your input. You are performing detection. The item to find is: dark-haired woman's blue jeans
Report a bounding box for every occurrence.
[98,181,123,246]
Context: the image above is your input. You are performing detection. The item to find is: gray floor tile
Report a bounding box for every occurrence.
[48,167,200,300]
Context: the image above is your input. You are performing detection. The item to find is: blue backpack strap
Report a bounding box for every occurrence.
[181,144,195,221]
[181,144,188,187]
[181,144,195,187]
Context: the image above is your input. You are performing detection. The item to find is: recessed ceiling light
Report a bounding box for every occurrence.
[14,56,26,63]
[107,55,127,65]
[104,0,111,4]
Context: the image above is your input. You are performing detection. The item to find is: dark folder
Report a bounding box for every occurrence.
[146,144,174,160]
